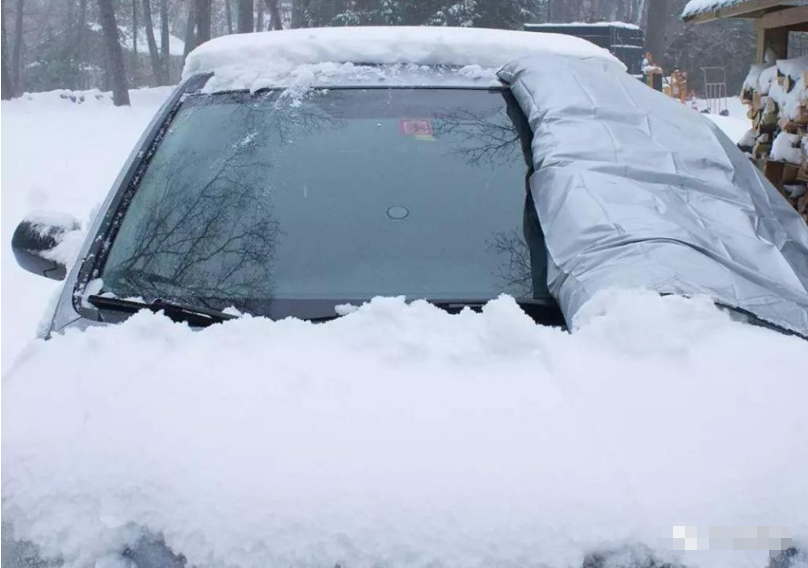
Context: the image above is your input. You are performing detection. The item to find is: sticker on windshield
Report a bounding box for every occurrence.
[400,119,435,141]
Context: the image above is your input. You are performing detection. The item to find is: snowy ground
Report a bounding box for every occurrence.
[2,87,803,568]
[1,88,172,374]
[697,96,753,143]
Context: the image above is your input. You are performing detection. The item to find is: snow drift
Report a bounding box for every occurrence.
[3,291,808,568]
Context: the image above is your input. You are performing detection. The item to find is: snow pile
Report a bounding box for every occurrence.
[742,63,768,93]
[4,291,808,568]
[182,26,625,92]
[772,132,803,163]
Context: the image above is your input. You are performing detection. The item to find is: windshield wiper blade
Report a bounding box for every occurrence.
[87,295,238,327]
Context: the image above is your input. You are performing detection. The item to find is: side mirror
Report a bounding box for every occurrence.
[11,212,82,281]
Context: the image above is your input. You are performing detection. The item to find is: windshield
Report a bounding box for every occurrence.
[99,87,550,320]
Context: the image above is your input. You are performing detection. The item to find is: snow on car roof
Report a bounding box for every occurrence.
[182,26,625,93]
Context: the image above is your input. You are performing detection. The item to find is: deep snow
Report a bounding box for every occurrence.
[1,85,792,568]
[3,291,808,568]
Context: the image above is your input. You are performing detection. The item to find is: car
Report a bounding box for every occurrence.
[13,26,808,341]
[6,26,808,568]
[11,27,621,334]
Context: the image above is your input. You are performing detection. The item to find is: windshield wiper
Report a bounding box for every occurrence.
[87,295,238,327]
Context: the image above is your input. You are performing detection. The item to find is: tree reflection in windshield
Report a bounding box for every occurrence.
[99,88,551,319]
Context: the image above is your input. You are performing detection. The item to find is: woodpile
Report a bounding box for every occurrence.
[740,55,808,224]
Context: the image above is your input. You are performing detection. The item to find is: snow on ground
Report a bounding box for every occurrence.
[696,96,752,143]
[1,87,173,374]
[3,291,808,568]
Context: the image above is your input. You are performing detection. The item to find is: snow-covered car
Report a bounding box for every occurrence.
[11,27,621,333]
[11,26,808,339]
[5,27,808,568]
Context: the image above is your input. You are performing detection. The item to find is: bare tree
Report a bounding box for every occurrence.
[195,0,212,44]
[74,0,89,88]
[142,0,163,83]
[160,0,169,80]
[225,0,234,33]
[644,0,669,64]
[237,0,253,33]
[183,2,196,57]
[11,0,24,94]
[97,0,131,105]
[1,0,14,99]
[131,0,138,73]
[263,0,282,30]
[256,0,264,31]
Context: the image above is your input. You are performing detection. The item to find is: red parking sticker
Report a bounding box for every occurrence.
[400,119,433,136]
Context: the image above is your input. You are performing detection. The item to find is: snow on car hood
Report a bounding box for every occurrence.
[181,26,625,93]
[3,291,808,568]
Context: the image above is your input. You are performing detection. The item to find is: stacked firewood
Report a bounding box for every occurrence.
[740,55,808,224]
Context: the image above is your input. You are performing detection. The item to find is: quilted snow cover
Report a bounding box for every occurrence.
[498,55,808,336]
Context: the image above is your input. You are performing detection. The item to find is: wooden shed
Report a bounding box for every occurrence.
[682,0,808,63]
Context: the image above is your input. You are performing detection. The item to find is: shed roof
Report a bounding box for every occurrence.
[681,0,808,22]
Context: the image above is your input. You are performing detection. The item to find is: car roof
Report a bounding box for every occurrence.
[182,26,625,94]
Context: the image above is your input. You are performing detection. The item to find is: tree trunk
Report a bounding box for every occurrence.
[256,0,264,31]
[97,0,131,105]
[195,0,211,45]
[184,2,196,57]
[264,0,282,30]
[644,0,669,67]
[12,0,24,95]
[132,0,138,74]
[1,0,14,99]
[291,0,307,28]
[237,0,253,33]
[160,0,169,81]
[225,0,233,33]
[142,0,162,84]
[74,0,88,89]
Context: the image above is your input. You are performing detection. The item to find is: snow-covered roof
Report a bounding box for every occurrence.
[88,23,186,57]
[681,0,807,19]
[524,21,640,30]
[182,26,625,93]
[122,29,186,58]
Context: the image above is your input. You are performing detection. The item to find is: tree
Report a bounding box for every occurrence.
[131,0,139,73]
[225,0,234,33]
[1,0,14,99]
[184,2,196,57]
[644,0,669,63]
[142,0,164,84]
[195,0,212,44]
[96,0,130,105]
[160,0,169,81]
[263,0,282,30]
[237,0,253,33]
[12,0,24,94]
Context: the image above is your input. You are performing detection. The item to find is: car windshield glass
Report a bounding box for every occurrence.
[99,87,550,320]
